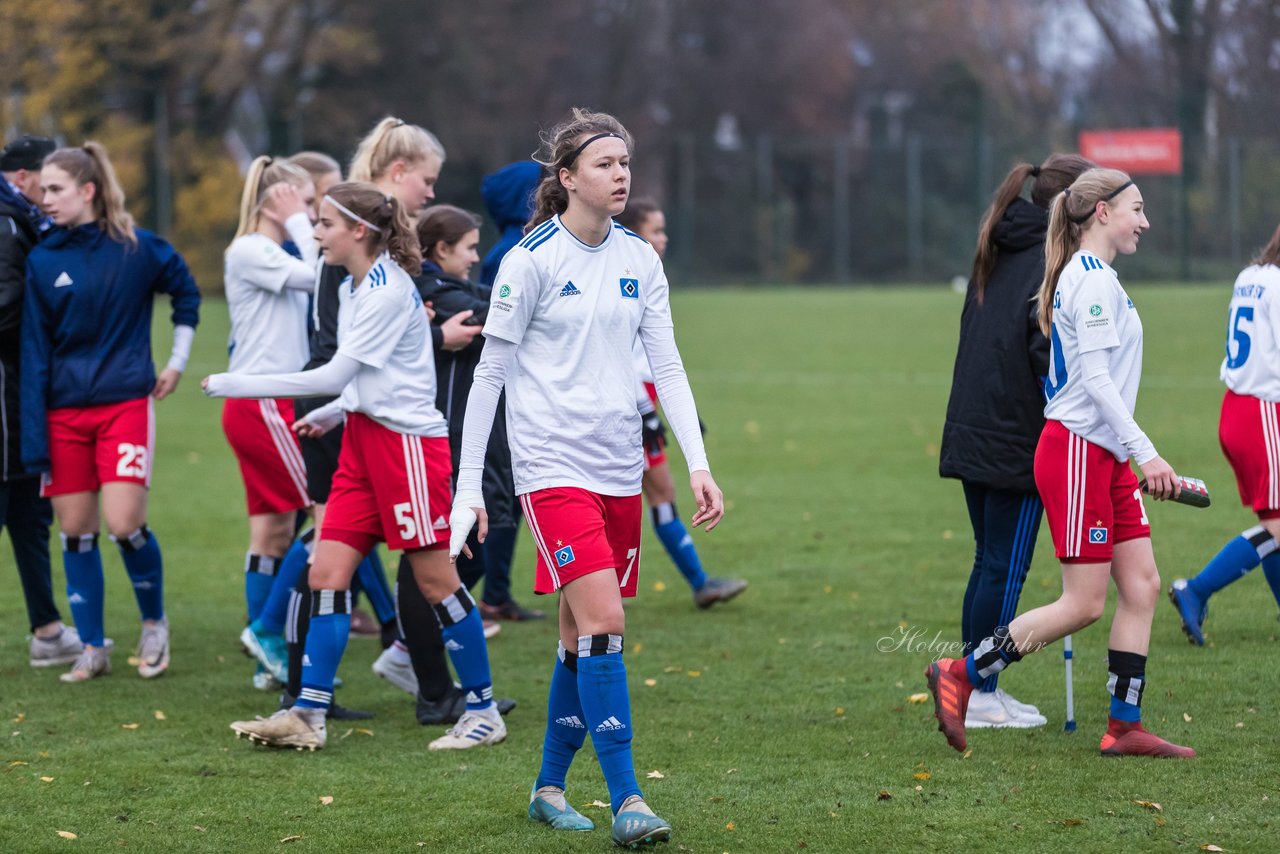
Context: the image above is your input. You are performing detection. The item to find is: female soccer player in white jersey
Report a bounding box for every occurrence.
[616,198,747,610]
[1170,224,1280,643]
[450,109,724,846]
[222,156,317,661]
[924,168,1196,759]
[204,182,505,752]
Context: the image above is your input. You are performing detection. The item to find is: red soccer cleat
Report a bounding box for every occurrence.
[1099,721,1196,758]
[925,658,972,752]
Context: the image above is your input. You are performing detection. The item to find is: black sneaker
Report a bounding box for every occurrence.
[278,691,374,721]
[480,599,547,621]
[416,686,516,725]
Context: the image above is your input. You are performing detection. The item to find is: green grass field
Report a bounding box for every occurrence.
[2,285,1277,852]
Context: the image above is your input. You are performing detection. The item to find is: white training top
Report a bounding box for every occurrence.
[224,214,317,374]
[1043,250,1152,462]
[1220,263,1280,402]
[481,215,703,495]
[333,253,447,438]
[631,337,654,384]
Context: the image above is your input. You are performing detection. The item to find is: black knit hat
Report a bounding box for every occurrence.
[0,135,56,172]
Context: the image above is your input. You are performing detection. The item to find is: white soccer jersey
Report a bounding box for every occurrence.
[1042,250,1145,460]
[1220,264,1280,402]
[484,215,672,495]
[224,234,313,374]
[334,254,447,437]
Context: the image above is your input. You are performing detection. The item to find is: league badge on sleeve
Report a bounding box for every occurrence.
[619,278,639,300]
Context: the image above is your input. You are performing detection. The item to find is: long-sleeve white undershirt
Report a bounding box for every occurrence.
[1079,348,1157,464]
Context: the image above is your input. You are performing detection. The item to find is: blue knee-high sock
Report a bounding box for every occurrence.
[536,644,587,791]
[652,502,707,591]
[113,526,164,622]
[1263,552,1280,611]
[577,634,641,812]
[62,533,105,647]
[297,589,351,710]
[243,553,279,623]
[256,531,313,634]
[1188,526,1277,598]
[355,550,396,625]
[434,586,494,712]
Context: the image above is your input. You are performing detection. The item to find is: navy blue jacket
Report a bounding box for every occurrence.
[479,161,542,286]
[20,223,201,471]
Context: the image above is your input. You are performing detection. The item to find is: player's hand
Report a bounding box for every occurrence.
[424,300,438,321]
[1139,456,1180,501]
[262,183,310,223]
[449,497,487,562]
[441,311,482,351]
[292,407,344,438]
[689,470,724,531]
[153,368,181,400]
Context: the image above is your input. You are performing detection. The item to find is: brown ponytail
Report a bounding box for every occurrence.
[416,205,482,265]
[527,107,633,232]
[44,142,136,246]
[970,153,1095,303]
[324,181,422,273]
[1251,222,1280,268]
[1036,167,1133,336]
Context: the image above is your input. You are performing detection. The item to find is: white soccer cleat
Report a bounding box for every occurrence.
[136,620,170,679]
[230,707,326,751]
[965,688,1046,729]
[994,688,1043,719]
[371,645,419,695]
[58,645,111,683]
[427,707,507,750]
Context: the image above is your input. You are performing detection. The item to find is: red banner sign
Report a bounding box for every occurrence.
[1078,128,1182,176]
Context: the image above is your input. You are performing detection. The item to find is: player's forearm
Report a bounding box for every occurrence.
[456,338,516,500]
[204,353,359,399]
[640,325,709,473]
[1079,349,1157,464]
[165,324,195,373]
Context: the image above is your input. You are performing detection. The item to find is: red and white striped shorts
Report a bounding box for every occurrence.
[221,397,311,515]
[519,487,642,596]
[1219,389,1280,519]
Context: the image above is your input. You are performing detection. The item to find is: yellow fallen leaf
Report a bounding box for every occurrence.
[280,835,304,843]
[632,643,643,654]
[319,796,334,805]
[914,772,931,781]
[154,710,167,721]
[646,770,665,779]
[1134,800,1162,812]
[40,776,54,783]
[877,790,892,801]
[194,826,206,832]
[1199,846,1225,852]
[687,671,701,677]
[914,785,923,792]
[823,585,833,594]
[725,822,736,831]
[835,707,845,717]
[644,679,657,687]
[1155,816,1167,827]
[963,750,973,759]
[121,723,139,730]
[127,656,140,667]
[708,796,724,802]
[355,728,374,736]
[663,666,680,673]
[584,800,610,809]
[38,752,49,759]
[56,831,76,839]
[653,582,667,592]
[9,760,27,767]
[1183,712,1192,722]
[13,713,25,724]
[339,729,353,739]
[907,693,929,704]
[1236,722,1245,728]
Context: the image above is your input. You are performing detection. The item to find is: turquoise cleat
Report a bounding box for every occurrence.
[611,795,672,848]
[528,785,594,832]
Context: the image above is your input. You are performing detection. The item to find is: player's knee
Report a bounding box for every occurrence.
[573,603,625,637]
[105,520,148,543]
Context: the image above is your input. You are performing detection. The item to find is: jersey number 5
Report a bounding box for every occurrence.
[116,443,148,479]
[393,502,418,542]
[1226,305,1254,369]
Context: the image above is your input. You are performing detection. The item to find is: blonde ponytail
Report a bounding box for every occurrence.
[232,156,311,240]
[349,117,445,183]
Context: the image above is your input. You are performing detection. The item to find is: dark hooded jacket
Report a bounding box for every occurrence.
[939,197,1051,493]
[0,180,43,480]
[478,161,541,286]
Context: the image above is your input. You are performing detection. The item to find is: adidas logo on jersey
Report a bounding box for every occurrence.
[54,271,74,288]
[559,281,582,297]
[444,639,463,652]
[595,715,627,732]
[433,515,448,529]
[555,715,585,729]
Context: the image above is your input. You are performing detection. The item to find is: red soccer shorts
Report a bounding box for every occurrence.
[642,382,667,469]
[1034,420,1151,562]
[519,487,642,597]
[1219,389,1280,520]
[320,413,452,554]
[222,397,311,515]
[42,397,154,497]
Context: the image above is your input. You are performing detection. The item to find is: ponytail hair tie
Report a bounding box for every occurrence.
[1030,165,1041,177]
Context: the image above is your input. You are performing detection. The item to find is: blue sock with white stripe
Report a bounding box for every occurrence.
[354,549,396,625]
[577,634,641,813]
[652,502,707,591]
[62,533,105,648]
[433,587,494,713]
[297,589,351,710]
[536,643,587,791]
[112,526,164,622]
[1106,649,1145,722]
[256,531,313,635]
[243,553,278,623]
[1262,552,1280,610]
[1188,526,1277,598]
